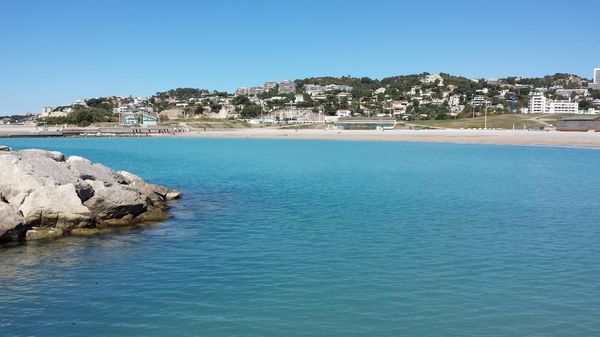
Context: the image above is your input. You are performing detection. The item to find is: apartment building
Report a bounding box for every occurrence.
[527,93,578,114]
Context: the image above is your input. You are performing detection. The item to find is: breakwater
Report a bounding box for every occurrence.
[0,126,186,138]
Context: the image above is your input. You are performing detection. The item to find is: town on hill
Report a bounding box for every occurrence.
[4,69,600,130]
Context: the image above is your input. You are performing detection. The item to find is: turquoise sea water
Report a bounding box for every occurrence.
[1,138,600,336]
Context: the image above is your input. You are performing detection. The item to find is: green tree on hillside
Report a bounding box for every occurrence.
[241,104,262,118]
[231,95,250,105]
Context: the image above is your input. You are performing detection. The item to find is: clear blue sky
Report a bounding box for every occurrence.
[1,0,599,115]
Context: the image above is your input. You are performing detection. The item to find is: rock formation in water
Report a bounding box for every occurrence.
[0,146,180,243]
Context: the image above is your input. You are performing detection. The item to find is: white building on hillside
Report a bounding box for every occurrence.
[248,87,264,95]
[304,84,324,95]
[595,68,600,84]
[448,95,462,107]
[550,100,579,114]
[336,109,351,117]
[422,73,444,86]
[527,93,578,114]
[471,95,488,106]
[588,68,600,89]
[528,94,546,114]
[264,81,277,91]
[556,88,588,98]
[41,106,53,117]
[278,80,296,94]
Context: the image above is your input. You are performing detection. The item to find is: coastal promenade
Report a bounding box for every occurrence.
[0,125,185,137]
[180,128,600,148]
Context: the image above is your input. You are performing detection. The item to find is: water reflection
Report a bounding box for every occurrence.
[0,227,152,289]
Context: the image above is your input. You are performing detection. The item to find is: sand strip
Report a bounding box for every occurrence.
[174,128,600,148]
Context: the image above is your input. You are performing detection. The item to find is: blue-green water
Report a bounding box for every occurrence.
[1,138,600,336]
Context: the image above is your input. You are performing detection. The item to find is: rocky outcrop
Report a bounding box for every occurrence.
[0,147,180,244]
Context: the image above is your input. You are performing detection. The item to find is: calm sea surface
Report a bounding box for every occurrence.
[1,138,599,336]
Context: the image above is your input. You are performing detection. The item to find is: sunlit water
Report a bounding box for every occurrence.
[1,138,600,336]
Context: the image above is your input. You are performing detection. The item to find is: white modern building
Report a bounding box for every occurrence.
[324,84,353,92]
[527,93,578,114]
[304,84,325,95]
[335,109,351,117]
[588,68,600,89]
[528,94,546,113]
[448,95,462,107]
[550,100,579,114]
[471,95,488,106]
[555,88,588,98]
[41,106,53,116]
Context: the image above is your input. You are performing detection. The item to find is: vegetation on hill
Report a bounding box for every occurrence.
[0,114,37,124]
[39,106,116,126]
[85,97,115,111]
[153,88,210,101]
[28,71,595,126]
[503,73,587,89]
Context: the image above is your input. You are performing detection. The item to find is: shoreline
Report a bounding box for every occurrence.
[172,128,600,149]
[3,126,600,149]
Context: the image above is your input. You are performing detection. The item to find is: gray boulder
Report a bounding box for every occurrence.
[19,149,65,162]
[0,150,83,206]
[0,202,26,243]
[19,184,93,229]
[119,170,168,204]
[0,147,180,244]
[0,154,45,205]
[67,156,125,185]
[84,180,147,221]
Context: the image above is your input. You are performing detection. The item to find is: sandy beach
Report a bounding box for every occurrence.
[177,128,600,148]
[3,125,600,148]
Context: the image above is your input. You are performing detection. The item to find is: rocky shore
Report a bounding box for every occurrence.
[0,146,180,244]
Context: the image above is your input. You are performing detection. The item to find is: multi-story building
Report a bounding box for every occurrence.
[41,106,53,117]
[528,93,546,113]
[408,86,421,96]
[304,84,325,95]
[390,100,408,115]
[588,68,600,89]
[324,84,353,92]
[247,87,264,95]
[471,95,488,107]
[550,100,579,114]
[555,88,588,98]
[264,81,277,91]
[448,95,462,107]
[278,80,296,94]
[527,93,578,114]
[235,87,248,96]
